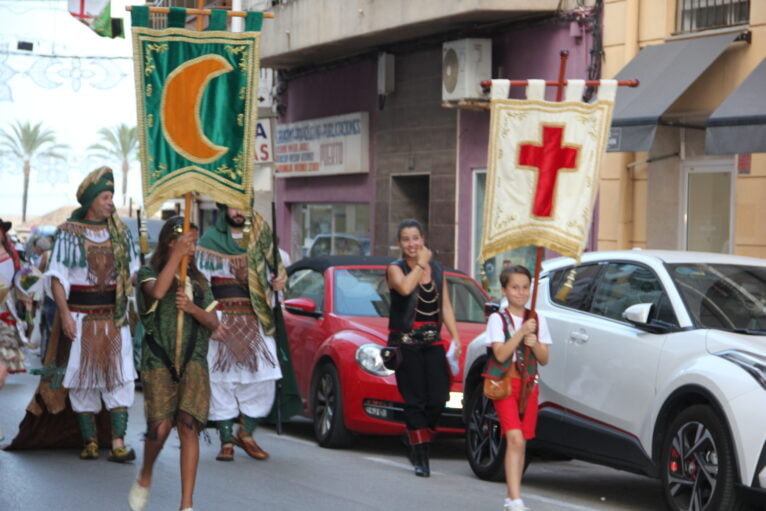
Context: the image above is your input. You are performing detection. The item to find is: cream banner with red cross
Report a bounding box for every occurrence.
[479,79,617,262]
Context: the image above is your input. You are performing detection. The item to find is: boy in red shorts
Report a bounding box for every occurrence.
[486,265,552,511]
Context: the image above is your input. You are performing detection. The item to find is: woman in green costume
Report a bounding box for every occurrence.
[129,217,219,511]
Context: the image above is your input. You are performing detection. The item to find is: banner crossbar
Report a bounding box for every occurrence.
[125,6,275,19]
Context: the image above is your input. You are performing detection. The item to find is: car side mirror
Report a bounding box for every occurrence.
[623,303,674,333]
[284,297,321,318]
[484,301,500,317]
[623,303,654,325]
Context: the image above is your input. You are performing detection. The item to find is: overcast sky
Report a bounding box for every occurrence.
[0,0,143,219]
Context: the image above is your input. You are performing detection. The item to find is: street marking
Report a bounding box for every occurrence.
[264,432,317,448]
[526,493,601,511]
[364,456,444,476]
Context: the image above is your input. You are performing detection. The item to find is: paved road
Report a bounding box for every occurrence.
[1,371,666,511]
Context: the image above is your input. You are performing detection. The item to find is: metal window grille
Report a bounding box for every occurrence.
[677,0,750,33]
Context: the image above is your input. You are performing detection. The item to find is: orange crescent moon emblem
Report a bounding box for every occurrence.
[161,54,233,164]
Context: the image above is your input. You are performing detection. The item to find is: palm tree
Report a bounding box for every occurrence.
[0,121,68,222]
[88,124,138,206]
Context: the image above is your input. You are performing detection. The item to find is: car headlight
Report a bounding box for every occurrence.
[355,344,394,377]
[716,350,766,390]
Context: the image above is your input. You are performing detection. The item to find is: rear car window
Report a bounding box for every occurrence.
[549,264,602,311]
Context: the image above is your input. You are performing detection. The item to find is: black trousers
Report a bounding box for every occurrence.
[395,343,450,431]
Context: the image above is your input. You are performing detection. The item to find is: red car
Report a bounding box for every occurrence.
[283,255,490,447]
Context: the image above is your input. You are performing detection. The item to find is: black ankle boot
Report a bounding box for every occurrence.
[412,443,430,477]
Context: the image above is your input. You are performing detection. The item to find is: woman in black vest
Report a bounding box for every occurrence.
[386,219,461,477]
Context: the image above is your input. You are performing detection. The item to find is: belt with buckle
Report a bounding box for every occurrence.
[393,329,440,345]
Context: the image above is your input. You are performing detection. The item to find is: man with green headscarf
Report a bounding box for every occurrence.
[45,166,139,461]
[197,204,299,462]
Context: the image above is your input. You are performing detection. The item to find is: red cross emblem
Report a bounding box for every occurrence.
[518,124,580,218]
[70,0,93,20]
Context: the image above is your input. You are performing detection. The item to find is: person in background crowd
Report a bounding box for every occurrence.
[25,235,55,355]
[278,246,291,268]
[485,266,552,511]
[277,238,290,303]
[129,216,219,511]
[196,204,300,462]
[0,218,27,376]
[0,358,6,442]
[385,219,461,477]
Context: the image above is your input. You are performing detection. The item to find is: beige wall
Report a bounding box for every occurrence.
[601,0,766,257]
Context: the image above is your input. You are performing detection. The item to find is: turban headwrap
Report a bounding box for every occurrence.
[69,166,115,221]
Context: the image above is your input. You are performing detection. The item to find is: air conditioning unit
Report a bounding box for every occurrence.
[442,38,491,102]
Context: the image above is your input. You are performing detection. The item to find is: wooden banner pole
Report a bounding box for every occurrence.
[196,0,204,30]
[174,192,193,370]
[529,49,570,315]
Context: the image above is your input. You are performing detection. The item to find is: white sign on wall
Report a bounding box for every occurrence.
[255,119,273,163]
[275,112,369,178]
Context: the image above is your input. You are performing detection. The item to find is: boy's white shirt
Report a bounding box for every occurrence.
[486,310,552,362]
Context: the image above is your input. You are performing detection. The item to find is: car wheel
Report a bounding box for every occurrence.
[465,386,506,481]
[312,363,353,448]
[661,404,745,511]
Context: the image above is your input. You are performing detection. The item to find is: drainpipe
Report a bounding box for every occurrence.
[617,0,640,249]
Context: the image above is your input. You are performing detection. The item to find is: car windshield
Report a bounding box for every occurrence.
[333,268,487,322]
[668,263,766,332]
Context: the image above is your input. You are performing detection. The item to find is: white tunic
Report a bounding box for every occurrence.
[201,258,282,385]
[46,226,138,389]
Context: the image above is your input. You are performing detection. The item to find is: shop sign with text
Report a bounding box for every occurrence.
[275,112,369,177]
[255,120,273,163]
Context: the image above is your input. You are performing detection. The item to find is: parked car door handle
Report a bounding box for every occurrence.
[569,330,589,344]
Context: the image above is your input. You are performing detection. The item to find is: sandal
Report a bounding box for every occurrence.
[216,445,234,461]
[108,445,136,463]
[232,430,269,460]
[79,443,99,460]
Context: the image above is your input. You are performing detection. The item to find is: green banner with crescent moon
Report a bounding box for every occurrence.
[131,7,262,215]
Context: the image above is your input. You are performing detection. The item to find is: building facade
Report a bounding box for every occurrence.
[601,0,766,258]
[261,0,602,297]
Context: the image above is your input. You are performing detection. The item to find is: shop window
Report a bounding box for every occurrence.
[292,203,370,259]
[676,0,749,33]
[472,170,536,301]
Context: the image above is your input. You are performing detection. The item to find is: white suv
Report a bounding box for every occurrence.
[462,250,766,511]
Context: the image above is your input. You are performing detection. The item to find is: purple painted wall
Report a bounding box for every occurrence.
[456,20,595,272]
[275,59,378,254]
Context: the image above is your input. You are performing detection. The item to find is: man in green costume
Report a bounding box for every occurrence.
[45,166,139,461]
[196,204,300,461]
